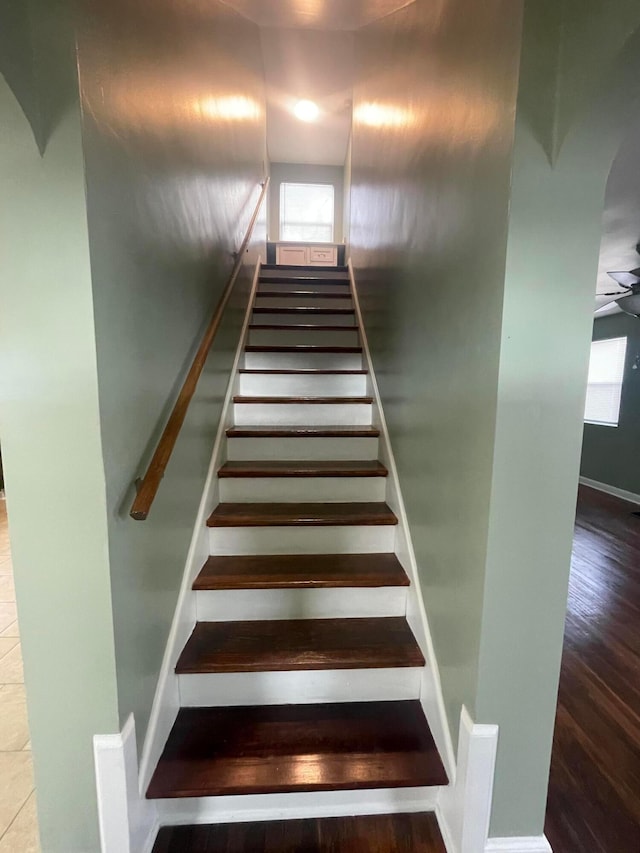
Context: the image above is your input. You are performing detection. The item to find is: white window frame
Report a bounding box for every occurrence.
[584,336,628,427]
[279,182,335,243]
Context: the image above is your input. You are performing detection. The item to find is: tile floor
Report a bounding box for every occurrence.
[0,498,41,852]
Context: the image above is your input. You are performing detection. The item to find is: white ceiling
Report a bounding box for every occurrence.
[220,0,415,30]
[260,27,353,165]
[594,114,640,316]
[220,0,415,166]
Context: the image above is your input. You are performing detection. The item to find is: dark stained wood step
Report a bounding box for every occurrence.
[152,812,447,853]
[259,277,349,286]
[249,324,359,332]
[261,264,349,272]
[176,617,425,673]
[146,700,447,798]
[207,502,398,527]
[253,307,355,315]
[233,395,373,404]
[226,425,380,438]
[193,553,410,590]
[245,345,362,354]
[238,369,367,375]
[257,290,351,299]
[218,461,388,478]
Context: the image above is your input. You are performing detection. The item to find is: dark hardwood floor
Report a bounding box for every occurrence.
[545,485,640,853]
[152,812,447,852]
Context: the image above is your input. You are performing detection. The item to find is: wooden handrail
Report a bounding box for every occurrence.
[130,178,269,521]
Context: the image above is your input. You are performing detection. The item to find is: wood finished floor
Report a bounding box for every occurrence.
[152,812,447,852]
[545,485,640,852]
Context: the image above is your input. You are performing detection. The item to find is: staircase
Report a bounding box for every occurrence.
[147,263,448,851]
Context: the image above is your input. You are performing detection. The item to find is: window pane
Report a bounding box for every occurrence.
[280,183,334,243]
[584,337,627,426]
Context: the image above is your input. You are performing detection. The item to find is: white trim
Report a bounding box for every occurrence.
[347,258,456,780]
[437,707,499,853]
[138,259,263,794]
[579,476,640,506]
[94,715,158,853]
[485,838,552,853]
[155,785,442,826]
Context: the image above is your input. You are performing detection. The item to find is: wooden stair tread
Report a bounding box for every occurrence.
[245,345,362,354]
[146,700,447,798]
[257,291,351,299]
[207,502,398,527]
[261,264,349,272]
[218,460,388,478]
[259,276,349,286]
[238,369,367,375]
[193,553,410,590]
[233,395,373,404]
[151,812,447,853]
[253,307,355,315]
[226,425,380,438]
[249,324,358,331]
[176,617,425,674]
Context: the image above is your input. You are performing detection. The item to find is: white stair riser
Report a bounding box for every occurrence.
[219,476,387,503]
[209,524,396,556]
[244,352,363,370]
[251,312,356,326]
[255,296,352,310]
[155,786,440,825]
[248,328,360,347]
[239,373,367,396]
[258,281,349,294]
[233,402,372,426]
[195,586,407,621]
[178,667,422,708]
[226,436,380,461]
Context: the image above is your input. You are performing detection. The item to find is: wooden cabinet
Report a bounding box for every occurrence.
[275,243,339,266]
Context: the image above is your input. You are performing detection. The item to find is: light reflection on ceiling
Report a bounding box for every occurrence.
[220,0,416,31]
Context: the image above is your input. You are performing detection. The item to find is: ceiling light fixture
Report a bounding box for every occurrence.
[293,99,320,122]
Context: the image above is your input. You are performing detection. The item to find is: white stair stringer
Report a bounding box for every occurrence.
[347,258,456,784]
[137,260,263,799]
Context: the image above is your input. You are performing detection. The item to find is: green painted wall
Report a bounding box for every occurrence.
[349,0,640,840]
[581,314,640,494]
[349,0,523,747]
[0,75,119,853]
[76,0,267,743]
[476,3,640,837]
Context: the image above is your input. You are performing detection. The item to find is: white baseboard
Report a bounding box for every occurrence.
[579,476,640,505]
[348,259,456,781]
[437,707,499,853]
[94,715,158,853]
[138,259,263,794]
[485,838,552,853]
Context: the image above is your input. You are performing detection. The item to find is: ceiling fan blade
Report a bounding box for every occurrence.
[601,290,630,296]
[594,300,618,314]
[607,270,640,287]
